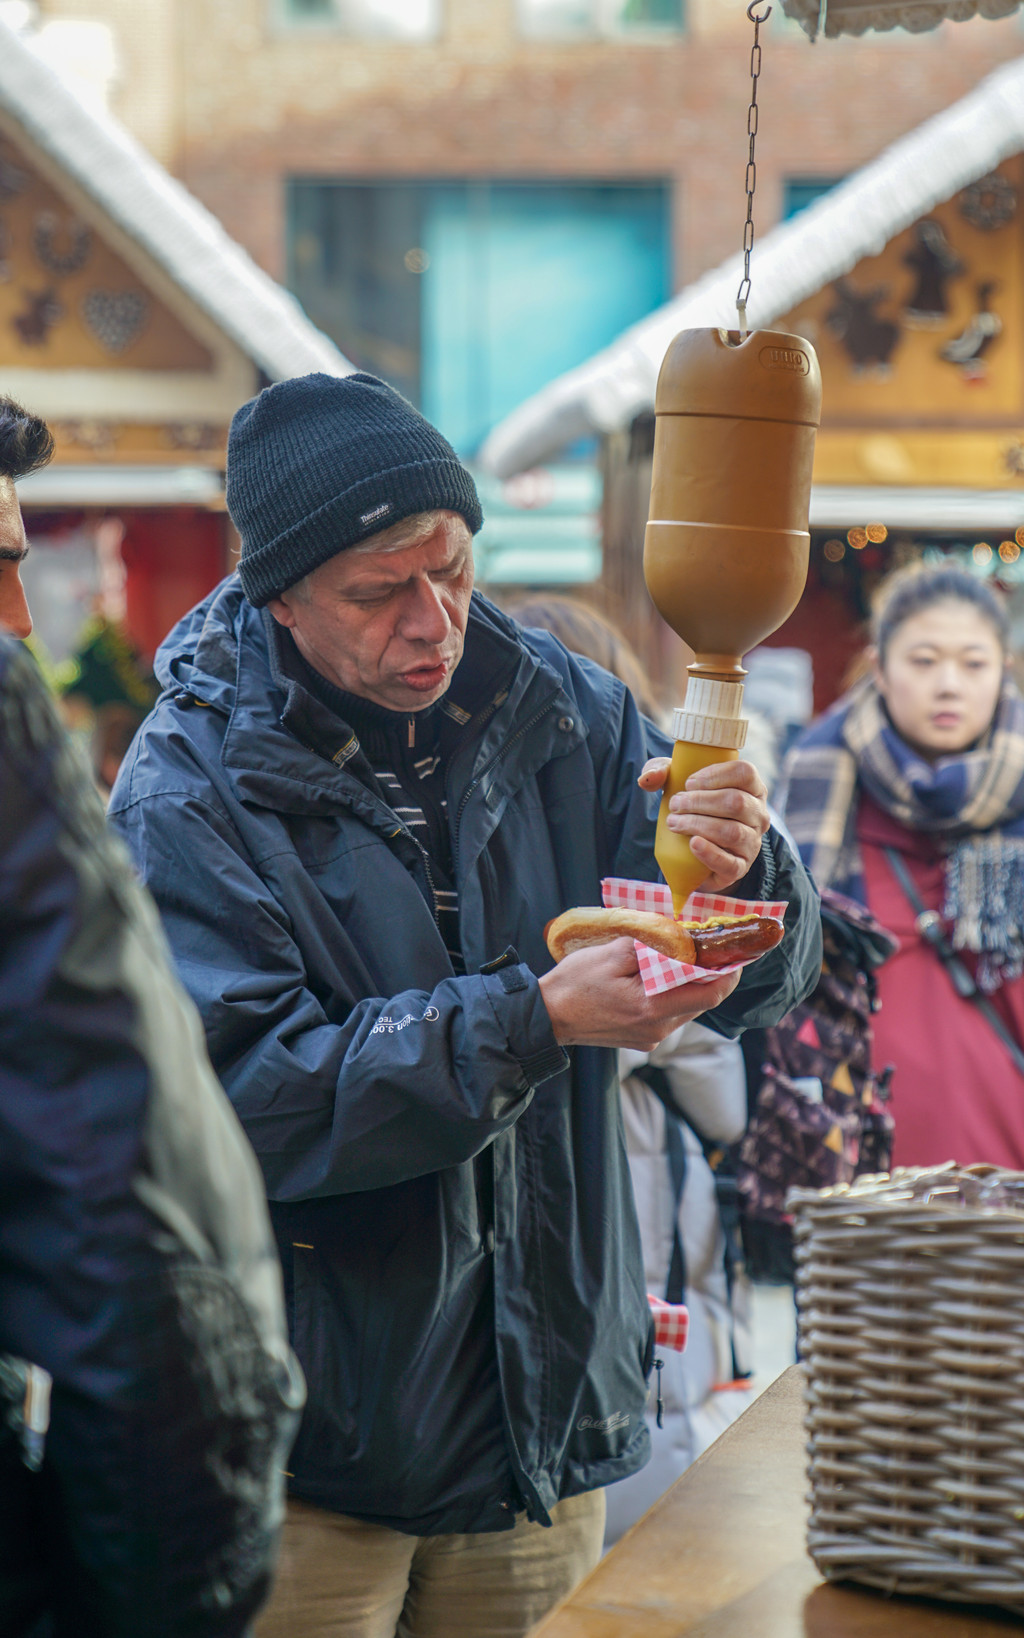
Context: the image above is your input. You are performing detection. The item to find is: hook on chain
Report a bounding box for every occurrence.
[747,2,772,20]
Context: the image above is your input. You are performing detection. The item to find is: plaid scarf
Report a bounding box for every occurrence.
[779,679,1024,989]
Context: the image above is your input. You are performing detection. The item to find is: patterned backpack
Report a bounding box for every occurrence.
[735,888,898,1275]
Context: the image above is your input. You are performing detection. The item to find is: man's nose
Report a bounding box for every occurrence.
[399,579,450,644]
[0,571,32,640]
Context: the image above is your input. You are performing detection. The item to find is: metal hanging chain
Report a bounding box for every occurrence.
[736,1,771,339]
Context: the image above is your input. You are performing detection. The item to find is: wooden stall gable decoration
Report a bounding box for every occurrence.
[0,133,213,374]
[45,419,227,468]
[778,157,1024,490]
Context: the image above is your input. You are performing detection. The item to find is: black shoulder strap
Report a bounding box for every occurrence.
[883,845,1024,1081]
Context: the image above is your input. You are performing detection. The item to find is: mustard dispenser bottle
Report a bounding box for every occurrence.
[643,327,822,911]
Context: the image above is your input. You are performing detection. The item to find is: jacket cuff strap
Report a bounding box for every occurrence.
[732,831,777,901]
[759,831,779,898]
[480,948,569,1086]
[517,1040,570,1087]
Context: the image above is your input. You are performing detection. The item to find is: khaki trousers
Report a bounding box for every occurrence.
[254,1490,605,1638]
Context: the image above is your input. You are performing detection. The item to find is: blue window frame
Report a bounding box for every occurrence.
[277,0,440,37]
[288,178,671,457]
[518,0,684,36]
[782,177,846,220]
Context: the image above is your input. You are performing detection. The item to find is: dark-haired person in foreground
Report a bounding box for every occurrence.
[0,394,304,1637]
[0,395,47,640]
[109,372,822,1638]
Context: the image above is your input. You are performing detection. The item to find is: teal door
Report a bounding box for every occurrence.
[421,181,670,453]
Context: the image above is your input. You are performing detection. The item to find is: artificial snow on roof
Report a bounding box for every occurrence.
[0,13,352,383]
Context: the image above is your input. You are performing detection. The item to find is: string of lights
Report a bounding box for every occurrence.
[818,523,1024,572]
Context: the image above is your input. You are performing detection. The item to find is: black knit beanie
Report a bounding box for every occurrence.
[228,372,484,607]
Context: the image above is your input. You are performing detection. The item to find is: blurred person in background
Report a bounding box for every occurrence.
[742,646,815,782]
[505,594,760,1547]
[779,561,1024,1171]
[503,595,665,721]
[92,701,146,801]
[0,396,303,1637]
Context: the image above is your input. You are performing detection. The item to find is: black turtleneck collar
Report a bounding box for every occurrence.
[289,641,444,761]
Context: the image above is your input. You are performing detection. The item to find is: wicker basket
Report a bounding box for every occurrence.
[790,1165,1024,1616]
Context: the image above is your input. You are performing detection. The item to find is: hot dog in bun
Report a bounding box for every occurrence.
[544,908,783,968]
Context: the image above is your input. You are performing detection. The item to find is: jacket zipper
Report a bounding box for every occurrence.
[453,698,558,847]
[414,836,442,935]
[393,689,559,931]
[387,820,443,936]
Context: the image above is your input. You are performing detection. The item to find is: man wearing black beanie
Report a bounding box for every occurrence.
[110,371,821,1637]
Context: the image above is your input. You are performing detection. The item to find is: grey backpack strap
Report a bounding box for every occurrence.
[632,1064,688,1304]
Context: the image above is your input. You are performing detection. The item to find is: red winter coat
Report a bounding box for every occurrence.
[858,792,1024,1170]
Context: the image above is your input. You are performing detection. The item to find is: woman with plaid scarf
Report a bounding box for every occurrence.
[778,562,1024,1171]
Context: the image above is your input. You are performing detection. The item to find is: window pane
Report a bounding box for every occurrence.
[517,0,593,36]
[783,177,845,219]
[287,182,423,404]
[287,178,671,456]
[615,0,683,26]
[518,0,683,34]
[282,0,440,37]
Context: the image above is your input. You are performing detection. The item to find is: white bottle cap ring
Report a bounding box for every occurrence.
[681,676,745,720]
[671,705,748,750]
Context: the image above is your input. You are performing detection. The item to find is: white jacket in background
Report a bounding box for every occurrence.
[604,1021,754,1547]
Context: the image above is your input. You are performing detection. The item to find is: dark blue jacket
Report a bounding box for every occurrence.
[109,578,821,1535]
[0,636,303,1637]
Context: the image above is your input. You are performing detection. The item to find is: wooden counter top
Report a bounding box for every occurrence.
[533,1366,1018,1636]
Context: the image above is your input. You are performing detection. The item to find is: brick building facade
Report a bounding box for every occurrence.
[34,0,1023,291]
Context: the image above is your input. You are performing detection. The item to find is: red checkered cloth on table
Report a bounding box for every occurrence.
[647,1294,689,1352]
[600,878,788,997]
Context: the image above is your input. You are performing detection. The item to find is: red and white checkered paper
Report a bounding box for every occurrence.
[601,877,788,997]
[647,1294,689,1352]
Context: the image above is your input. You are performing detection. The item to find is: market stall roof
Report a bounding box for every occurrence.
[782,0,1021,43]
[811,486,1024,529]
[478,52,1024,480]
[0,15,351,384]
[15,464,225,508]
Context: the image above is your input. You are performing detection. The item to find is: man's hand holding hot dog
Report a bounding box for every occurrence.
[538,937,741,1050]
[637,756,770,892]
[538,758,769,1048]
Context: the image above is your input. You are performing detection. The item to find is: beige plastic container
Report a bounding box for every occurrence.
[644,327,822,905]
